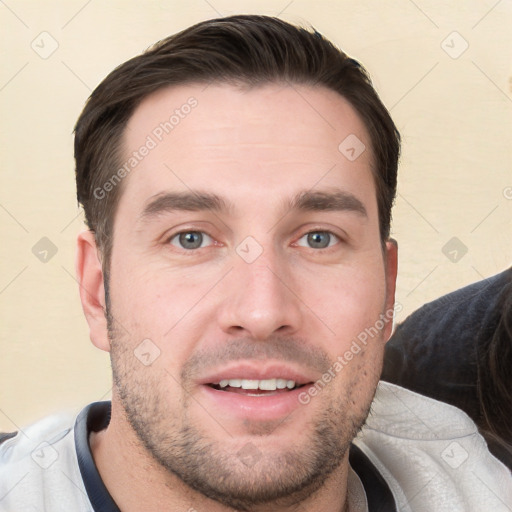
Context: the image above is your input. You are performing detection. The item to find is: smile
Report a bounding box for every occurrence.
[208,378,307,396]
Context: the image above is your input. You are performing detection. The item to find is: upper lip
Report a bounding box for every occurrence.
[197,362,317,386]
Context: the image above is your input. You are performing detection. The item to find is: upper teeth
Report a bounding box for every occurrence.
[218,378,296,391]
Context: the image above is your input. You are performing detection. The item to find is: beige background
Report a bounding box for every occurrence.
[1,0,511,431]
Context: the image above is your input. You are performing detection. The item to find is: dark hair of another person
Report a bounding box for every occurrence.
[382,267,512,468]
[73,15,400,278]
[477,271,512,462]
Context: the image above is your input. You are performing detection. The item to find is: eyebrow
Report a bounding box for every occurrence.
[138,192,232,223]
[137,188,367,224]
[287,190,367,217]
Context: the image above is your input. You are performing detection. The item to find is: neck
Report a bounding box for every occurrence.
[90,398,352,512]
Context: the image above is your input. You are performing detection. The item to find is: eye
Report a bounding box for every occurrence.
[296,231,339,249]
[169,231,214,250]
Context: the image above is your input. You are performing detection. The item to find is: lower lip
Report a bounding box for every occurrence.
[199,385,309,422]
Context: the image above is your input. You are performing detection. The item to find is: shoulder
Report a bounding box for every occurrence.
[0,408,93,511]
[355,382,512,512]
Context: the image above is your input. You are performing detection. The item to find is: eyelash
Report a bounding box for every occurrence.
[293,230,341,250]
[166,228,343,252]
[167,230,217,251]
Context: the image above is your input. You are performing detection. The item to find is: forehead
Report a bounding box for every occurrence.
[118,82,375,217]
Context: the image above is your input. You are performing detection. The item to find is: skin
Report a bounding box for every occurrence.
[76,82,398,512]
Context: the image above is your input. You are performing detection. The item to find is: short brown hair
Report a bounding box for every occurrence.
[74,14,400,274]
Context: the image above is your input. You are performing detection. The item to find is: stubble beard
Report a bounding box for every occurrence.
[106,309,376,511]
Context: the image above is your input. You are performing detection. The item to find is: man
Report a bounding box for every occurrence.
[1,15,510,512]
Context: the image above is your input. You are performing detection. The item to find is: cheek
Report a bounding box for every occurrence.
[301,262,387,343]
[110,259,201,325]
[108,261,221,371]
[300,263,388,395]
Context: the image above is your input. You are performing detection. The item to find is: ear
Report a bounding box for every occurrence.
[76,230,110,352]
[383,238,398,342]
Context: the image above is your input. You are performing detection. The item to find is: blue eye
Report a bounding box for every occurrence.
[170,231,213,250]
[296,231,339,249]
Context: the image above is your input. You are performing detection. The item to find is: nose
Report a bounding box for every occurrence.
[217,248,303,340]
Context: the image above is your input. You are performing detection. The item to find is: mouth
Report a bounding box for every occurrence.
[207,378,309,396]
[196,364,316,421]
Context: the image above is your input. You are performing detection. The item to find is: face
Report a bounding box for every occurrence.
[102,83,397,508]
